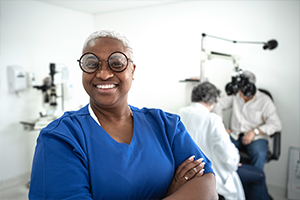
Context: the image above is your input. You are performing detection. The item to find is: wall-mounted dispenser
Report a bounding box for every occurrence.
[26,72,36,87]
[7,65,27,93]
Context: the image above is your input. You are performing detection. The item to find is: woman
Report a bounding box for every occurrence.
[179,81,270,200]
[29,30,217,200]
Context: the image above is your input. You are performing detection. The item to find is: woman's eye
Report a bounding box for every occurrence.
[86,62,98,68]
[110,62,124,68]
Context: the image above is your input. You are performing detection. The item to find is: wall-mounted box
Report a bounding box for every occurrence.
[7,65,27,93]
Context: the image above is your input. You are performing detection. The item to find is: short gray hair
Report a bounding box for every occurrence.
[191,82,220,105]
[82,30,133,58]
[242,70,256,84]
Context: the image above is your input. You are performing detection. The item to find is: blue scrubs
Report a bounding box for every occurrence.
[29,104,214,200]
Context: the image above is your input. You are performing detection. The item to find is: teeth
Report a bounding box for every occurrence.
[97,84,115,89]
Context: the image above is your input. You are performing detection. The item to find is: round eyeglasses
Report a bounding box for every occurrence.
[77,51,133,73]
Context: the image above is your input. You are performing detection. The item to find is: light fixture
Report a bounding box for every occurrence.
[202,33,278,50]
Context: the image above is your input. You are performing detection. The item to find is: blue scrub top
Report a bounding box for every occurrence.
[29,104,214,200]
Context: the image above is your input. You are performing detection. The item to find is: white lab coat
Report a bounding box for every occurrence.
[179,103,245,200]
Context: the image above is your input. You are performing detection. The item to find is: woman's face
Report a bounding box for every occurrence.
[82,37,136,108]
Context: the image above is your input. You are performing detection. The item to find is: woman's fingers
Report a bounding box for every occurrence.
[177,157,200,178]
[165,156,206,197]
[175,155,195,173]
[184,159,206,180]
[194,163,205,177]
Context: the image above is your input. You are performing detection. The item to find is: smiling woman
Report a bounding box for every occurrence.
[28,29,218,200]
[81,36,134,109]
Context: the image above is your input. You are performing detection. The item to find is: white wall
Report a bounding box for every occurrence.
[0,1,92,182]
[0,0,299,192]
[94,1,299,189]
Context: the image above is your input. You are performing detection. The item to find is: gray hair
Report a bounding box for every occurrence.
[242,70,256,84]
[82,30,133,58]
[191,82,220,105]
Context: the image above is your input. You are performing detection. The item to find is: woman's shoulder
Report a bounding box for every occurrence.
[40,104,90,136]
[130,105,179,119]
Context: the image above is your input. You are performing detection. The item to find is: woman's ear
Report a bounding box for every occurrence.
[131,64,136,76]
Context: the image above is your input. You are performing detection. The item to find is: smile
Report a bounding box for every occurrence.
[96,84,116,89]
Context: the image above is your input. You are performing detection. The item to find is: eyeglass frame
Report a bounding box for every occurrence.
[77,51,133,74]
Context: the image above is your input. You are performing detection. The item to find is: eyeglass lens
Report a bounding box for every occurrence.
[79,52,128,73]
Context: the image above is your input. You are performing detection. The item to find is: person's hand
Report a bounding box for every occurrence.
[165,155,206,197]
[242,130,255,145]
[225,128,232,134]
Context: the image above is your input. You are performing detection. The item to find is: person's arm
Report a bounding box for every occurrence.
[164,173,217,200]
[164,118,218,200]
[243,97,282,145]
[29,131,92,200]
[258,99,282,136]
[165,155,206,197]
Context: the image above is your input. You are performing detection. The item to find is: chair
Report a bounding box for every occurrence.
[239,88,281,164]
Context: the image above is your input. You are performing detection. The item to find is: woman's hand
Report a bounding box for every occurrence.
[165,155,206,197]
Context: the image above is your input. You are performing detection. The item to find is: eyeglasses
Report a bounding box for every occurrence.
[77,51,133,73]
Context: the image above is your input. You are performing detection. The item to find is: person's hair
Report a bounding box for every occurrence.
[191,82,220,105]
[82,30,133,59]
[242,70,256,84]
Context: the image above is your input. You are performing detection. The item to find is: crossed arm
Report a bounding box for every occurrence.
[164,156,218,200]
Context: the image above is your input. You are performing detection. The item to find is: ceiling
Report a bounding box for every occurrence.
[35,0,178,15]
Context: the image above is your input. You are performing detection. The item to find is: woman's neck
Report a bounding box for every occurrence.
[90,101,131,121]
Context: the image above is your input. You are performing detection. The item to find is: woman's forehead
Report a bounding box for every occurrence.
[83,37,128,55]
[87,38,124,49]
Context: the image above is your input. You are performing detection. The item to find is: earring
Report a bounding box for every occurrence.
[132,77,135,80]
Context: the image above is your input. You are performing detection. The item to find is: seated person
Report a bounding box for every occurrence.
[179,81,270,200]
[28,29,218,200]
[213,70,282,170]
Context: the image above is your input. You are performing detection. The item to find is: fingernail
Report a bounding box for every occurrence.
[188,155,195,160]
[195,158,204,163]
[200,162,206,167]
[199,169,205,173]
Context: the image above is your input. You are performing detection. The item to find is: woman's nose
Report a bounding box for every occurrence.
[95,62,114,80]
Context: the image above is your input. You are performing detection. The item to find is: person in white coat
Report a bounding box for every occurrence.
[179,82,270,200]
